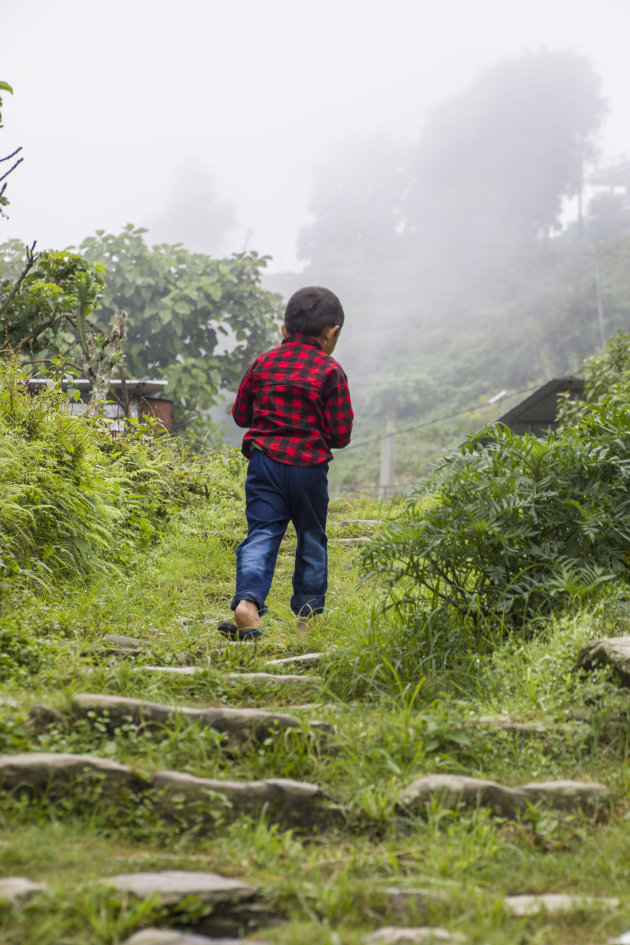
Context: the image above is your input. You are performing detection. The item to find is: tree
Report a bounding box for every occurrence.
[0,80,22,217]
[79,226,282,437]
[407,51,606,258]
[297,133,407,271]
[148,159,236,256]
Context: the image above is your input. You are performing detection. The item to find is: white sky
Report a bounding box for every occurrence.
[3,0,630,271]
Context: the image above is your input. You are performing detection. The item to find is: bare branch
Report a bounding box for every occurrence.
[0,241,37,317]
[63,311,108,338]
[0,155,23,185]
[0,146,22,163]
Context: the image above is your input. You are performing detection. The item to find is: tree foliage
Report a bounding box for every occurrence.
[0,80,23,216]
[409,51,605,254]
[0,228,282,438]
[362,404,630,637]
[300,52,605,276]
[79,226,282,436]
[558,328,630,425]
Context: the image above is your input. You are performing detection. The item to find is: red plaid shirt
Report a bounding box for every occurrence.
[232,333,354,466]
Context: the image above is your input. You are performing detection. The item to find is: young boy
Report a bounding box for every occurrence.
[219,286,354,639]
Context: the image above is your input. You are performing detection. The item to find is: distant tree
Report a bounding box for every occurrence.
[297,133,407,270]
[149,158,236,255]
[585,191,630,242]
[407,51,606,257]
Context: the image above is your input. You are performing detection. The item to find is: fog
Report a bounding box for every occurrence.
[3,0,630,272]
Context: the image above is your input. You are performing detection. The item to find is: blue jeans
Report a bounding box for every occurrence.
[231,450,329,617]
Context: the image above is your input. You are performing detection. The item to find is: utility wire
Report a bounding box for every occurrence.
[339,383,540,453]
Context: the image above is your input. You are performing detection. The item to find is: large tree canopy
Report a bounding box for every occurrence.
[299,52,605,275]
[0,227,282,438]
[409,50,606,253]
[79,226,282,434]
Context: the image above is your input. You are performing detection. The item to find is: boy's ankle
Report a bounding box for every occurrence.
[234,599,262,630]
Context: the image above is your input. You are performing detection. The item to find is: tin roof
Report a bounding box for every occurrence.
[472,376,585,446]
[27,378,168,399]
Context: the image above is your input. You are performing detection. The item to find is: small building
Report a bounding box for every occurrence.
[472,376,584,447]
[589,154,630,209]
[27,378,174,432]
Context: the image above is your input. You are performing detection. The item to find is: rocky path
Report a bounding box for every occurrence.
[4,513,630,943]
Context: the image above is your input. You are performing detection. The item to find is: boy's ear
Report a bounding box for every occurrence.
[281,324,289,339]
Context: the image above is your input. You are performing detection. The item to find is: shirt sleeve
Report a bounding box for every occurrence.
[323,366,354,449]
[232,362,256,428]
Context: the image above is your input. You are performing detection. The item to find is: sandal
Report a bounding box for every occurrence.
[217,621,264,641]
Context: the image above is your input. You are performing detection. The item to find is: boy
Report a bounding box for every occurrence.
[219,286,353,640]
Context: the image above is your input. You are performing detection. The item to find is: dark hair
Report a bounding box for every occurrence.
[284,286,345,336]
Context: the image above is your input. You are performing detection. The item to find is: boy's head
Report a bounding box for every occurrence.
[284,286,345,336]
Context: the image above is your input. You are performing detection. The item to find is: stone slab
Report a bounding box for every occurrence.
[504,893,620,916]
[520,780,610,814]
[101,871,257,906]
[397,774,609,819]
[338,519,379,527]
[461,716,546,736]
[135,666,206,676]
[577,636,630,685]
[263,653,324,668]
[121,931,270,945]
[0,877,48,904]
[72,694,305,748]
[103,634,148,648]
[364,928,465,944]
[224,672,321,686]
[0,752,144,793]
[152,770,338,829]
[385,888,450,919]
[121,930,246,945]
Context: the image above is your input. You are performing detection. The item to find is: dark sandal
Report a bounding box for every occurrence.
[217,621,264,641]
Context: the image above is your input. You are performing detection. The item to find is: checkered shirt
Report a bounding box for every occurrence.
[232,333,354,466]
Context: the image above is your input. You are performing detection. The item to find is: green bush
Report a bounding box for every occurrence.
[0,359,206,601]
[362,403,630,641]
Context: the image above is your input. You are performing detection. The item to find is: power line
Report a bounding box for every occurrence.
[339,383,540,453]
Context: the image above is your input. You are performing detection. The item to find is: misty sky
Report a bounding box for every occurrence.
[3,0,630,272]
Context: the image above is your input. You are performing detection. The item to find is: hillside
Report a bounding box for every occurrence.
[265,233,630,494]
[3,363,630,944]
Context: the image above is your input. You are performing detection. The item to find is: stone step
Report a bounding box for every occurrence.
[102,870,258,906]
[133,666,322,688]
[122,931,270,945]
[577,635,630,685]
[503,892,620,916]
[153,770,341,829]
[337,519,380,528]
[364,928,465,944]
[263,652,324,668]
[224,672,322,686]
[101,871,271,939]
[397,774,610,819]
[70,694,330,749]
[0,877,48,905]
[122,930,254,945]
[0,752,342,830]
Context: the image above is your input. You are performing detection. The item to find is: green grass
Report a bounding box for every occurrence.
[4,415,630,944]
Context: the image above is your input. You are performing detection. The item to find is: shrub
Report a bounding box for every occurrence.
[361,403,630,638]
[0,358,207,602]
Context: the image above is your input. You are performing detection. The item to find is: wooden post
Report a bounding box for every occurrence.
[379,405,395,498]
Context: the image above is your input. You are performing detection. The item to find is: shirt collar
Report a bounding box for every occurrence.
[282,332,322,350]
